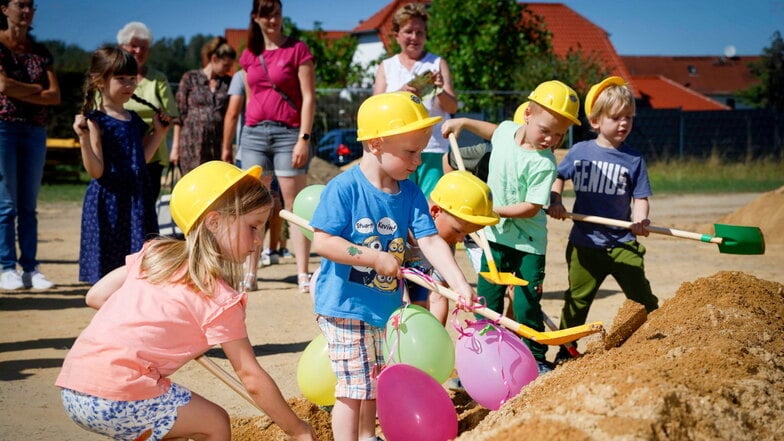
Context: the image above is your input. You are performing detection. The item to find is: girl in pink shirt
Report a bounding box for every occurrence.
[56,161,316,441]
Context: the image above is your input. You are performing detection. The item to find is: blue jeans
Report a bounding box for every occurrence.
[0,121,47,272]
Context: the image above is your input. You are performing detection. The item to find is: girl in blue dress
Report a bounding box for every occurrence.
[73,46,169,284]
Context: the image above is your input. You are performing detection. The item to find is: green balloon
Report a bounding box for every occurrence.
[292,185,325,240]
[383,305,455,384]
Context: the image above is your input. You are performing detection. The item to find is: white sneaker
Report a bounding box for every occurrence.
[1,269,24,290]
[259,249,272,267]
[22,270,55,290]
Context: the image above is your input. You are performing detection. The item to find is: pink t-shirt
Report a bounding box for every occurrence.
[56,247,248,400]
[239,39,313,128]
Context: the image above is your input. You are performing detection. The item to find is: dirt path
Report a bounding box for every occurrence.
[1,192,781,440]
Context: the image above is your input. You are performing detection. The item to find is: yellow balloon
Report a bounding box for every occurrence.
[296,334,337,406]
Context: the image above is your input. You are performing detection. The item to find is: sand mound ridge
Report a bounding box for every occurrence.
[230,271,783,440]
[716,186,784,245]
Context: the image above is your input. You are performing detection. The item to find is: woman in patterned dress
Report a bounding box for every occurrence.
[170,37,236,174]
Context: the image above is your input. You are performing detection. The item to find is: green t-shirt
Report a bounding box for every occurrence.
[484,121,556,254]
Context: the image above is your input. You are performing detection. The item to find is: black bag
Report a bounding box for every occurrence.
[446,142,492,182]
[156,164,184,238]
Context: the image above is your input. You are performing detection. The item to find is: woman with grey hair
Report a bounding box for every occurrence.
[116,21,179,203]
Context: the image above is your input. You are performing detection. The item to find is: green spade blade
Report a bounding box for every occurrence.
[714,224,765,255]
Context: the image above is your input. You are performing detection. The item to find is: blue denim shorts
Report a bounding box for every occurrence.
[239,121,310,177]
[60,383,191,441]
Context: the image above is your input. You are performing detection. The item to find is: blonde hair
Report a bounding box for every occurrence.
[140,176,272,295]
[587,84,636,122]
[392,3,428,33]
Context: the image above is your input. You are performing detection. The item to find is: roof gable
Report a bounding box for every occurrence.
[622,56,760,95]
[632,75,730,111]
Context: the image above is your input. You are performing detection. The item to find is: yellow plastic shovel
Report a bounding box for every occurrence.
[449,133,528,286]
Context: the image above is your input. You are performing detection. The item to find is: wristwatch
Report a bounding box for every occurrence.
[300,133,311,141]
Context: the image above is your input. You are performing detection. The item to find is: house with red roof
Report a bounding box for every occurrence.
[346,1,759,111]
[225,1,760,111]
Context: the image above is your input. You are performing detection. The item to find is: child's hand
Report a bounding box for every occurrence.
[152,112,170,132]
[374,252,402,279]
[630,218,651,237]
[547,202,567,220]
[288,420,317,440]
[440,118,463,139]
[454,284,477,312]
[73,115,88,136]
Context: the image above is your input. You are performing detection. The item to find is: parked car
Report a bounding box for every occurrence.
[316,129,362,166]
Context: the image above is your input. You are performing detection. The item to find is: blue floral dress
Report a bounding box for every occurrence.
[79,110,158,284]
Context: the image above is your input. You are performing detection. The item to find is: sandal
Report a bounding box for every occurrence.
[298,273,311,293]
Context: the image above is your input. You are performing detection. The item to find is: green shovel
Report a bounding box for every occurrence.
[562,212,765,255]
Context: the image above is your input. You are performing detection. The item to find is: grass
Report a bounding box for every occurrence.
[647,158,783,194]
[37,158,783,203]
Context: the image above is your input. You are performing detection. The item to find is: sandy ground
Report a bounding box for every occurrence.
[1,189,781,440]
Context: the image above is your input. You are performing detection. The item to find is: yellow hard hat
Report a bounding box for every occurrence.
[170,161,262,235]
[584,76,627,117]
[527,80,581,126]
[356,91,442,141]
[512,101,529,124]
[430,171,500,226]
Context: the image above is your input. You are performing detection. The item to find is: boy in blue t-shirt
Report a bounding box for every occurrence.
[548,76,659,363]
[310,91,476,441]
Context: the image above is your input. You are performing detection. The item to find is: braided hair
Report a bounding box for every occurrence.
[80,46,138,116]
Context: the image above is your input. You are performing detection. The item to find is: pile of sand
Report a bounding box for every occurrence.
[715,186,784,245]
[231,271,783,440]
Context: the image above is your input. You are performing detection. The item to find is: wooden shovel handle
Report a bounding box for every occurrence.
[195,355,261,411]
[564,212,723,244]
[448,133,466,172]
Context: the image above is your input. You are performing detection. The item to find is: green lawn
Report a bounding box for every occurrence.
[38,159,783,203]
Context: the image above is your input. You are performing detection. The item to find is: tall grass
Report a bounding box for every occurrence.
[647,158,783,194]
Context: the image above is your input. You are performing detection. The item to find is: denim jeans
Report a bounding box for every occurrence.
[0,121,47,272]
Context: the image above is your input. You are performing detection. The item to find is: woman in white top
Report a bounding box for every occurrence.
[373,2,458,199]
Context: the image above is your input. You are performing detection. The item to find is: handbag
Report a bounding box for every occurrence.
[156,164,184,238]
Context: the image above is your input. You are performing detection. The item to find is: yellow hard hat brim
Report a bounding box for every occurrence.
[356,116,442,141]
[585,76,627,117]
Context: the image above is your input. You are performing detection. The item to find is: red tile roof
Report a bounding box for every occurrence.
[632,75,730,111]
[523,3,632,86]
[622,56,760,96]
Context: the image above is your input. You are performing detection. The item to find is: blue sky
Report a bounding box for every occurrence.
[33,0,782,56]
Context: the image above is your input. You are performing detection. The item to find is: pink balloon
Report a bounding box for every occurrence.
[377,364,458,441]
[455,320,538,410]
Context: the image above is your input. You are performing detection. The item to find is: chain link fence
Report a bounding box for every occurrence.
[314,89,783,162]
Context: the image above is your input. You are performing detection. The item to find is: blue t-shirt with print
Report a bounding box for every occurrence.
[557,139,652,248]
[310,166,437,327]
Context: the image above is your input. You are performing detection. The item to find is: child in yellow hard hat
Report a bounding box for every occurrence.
[404,170,499,325]
[441,80,582,376]
[547,76,659,364]
[56,161,315,440]
[309,91,477,441]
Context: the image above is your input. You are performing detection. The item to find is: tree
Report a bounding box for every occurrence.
[427,0,548,113]
[297,23,363,88]
[425,0,607,118]
[739,31,784,112]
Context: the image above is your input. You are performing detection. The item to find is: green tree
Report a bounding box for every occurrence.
[739,31,784,112]
[427,0,550,113]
